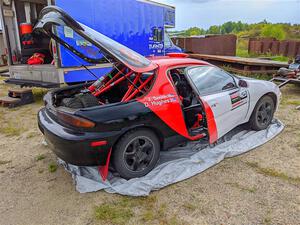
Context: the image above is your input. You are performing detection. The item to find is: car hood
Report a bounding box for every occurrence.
[34,6,158,73]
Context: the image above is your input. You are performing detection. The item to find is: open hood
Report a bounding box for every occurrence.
[34,6,158,73]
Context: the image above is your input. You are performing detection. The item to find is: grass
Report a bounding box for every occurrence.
[32,88,48,103]
[225,182,257,193]
[252,73,272,81]
[246,161,300,184]
[141,203,167,222]
[236,39,291,62]
[284,100,300,106]
[0,160,12,165]
[48,163,57,173]
[263,210,273,225]
[0,122,22,136]
[94,203,134,225]
[0,112,27,137]
[270,55,290,62]
[26,132,37,139]
[93,196,184,224]
[236,48,251,58]
[280,95,300,106]
[36,154,46,161]
[221,64,272,81]
[182,202,197,211]
[264,217,272,225]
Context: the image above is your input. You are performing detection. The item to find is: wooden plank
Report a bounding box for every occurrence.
[190,54,288,67]
[0,96,21,104]
[8,88,32,94]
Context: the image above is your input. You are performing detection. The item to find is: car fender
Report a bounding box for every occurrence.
[243,78,281,122]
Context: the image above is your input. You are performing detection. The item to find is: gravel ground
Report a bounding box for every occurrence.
[0,78,299,225]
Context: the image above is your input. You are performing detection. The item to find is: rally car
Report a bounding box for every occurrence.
[37,6,281,180]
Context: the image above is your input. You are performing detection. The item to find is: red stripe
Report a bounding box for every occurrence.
[201,99,218,144]
[230,93,239,99]
[98,148,112,181]
[232,100,243,108]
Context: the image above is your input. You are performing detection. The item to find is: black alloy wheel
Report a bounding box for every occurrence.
[249,95,275,131]
[112,129,160,180]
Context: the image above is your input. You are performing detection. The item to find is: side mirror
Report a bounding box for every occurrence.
[238,79,248,88]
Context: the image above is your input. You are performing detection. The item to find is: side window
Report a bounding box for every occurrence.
[187,66,236,95]
[152,28,163,42]
[164,32,172,48]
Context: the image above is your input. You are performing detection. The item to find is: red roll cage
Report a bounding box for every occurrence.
[88,66,155,103]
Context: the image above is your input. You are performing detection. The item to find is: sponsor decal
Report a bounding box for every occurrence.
[230,90,248,110]
[143,94,178,107]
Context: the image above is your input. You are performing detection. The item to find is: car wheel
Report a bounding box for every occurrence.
[112,129,160,180]
[249,95,275,131]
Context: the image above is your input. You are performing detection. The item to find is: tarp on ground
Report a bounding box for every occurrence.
[58,119,284,196]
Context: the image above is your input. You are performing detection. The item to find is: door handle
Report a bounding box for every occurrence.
[210,101,218,108]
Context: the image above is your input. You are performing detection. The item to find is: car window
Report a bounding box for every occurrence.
[164,32,172,48]
[55,25,104,61]
[187,66,237,95]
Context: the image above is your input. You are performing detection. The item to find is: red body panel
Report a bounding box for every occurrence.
[138,65,191,139]
[201,100,218,143]
[98,57,218,179]
[138,58,216,141]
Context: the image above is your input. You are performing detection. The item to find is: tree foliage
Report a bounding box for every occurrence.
[185,27,206,36]
[180,20,299,40]
[261,24,286,40]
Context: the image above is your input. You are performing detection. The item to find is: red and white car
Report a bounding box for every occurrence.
[37,6,281,179]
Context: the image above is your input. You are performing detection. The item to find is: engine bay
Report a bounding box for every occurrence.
[54,65,156,109]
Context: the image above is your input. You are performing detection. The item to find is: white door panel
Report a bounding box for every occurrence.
[202,88,249,139]
[185,65,250,140]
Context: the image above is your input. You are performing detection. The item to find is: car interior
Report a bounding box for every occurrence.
[168,67,207,137]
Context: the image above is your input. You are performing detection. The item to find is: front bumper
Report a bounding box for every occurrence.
[38,108,111,166]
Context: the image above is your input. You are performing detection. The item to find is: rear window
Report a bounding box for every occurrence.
[81,23,152,68]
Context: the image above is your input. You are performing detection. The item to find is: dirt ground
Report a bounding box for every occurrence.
[0,77,299,225]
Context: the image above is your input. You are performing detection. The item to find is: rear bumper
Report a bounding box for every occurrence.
[38,108,111,166]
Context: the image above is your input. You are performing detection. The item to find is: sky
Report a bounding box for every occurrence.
[156,0,300,30]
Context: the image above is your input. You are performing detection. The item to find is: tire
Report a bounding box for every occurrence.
[112,129,160,180]
[77,94,99,108]
[61,94,99,109]
[61,97,83,109]
[249,95,275,131]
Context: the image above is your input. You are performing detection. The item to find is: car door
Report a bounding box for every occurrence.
[186,66,250,140]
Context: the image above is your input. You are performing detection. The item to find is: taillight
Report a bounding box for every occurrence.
[57,111,95,128]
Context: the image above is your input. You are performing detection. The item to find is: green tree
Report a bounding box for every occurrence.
[185,27,205,36]
[261,24,286,40]
[207,25,221,34]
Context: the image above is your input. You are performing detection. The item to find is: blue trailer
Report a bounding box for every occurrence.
[2,0,181,87]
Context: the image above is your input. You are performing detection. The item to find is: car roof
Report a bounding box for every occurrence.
[148,56,211,68]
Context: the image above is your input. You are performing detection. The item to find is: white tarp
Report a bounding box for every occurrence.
[59,119,284,196]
